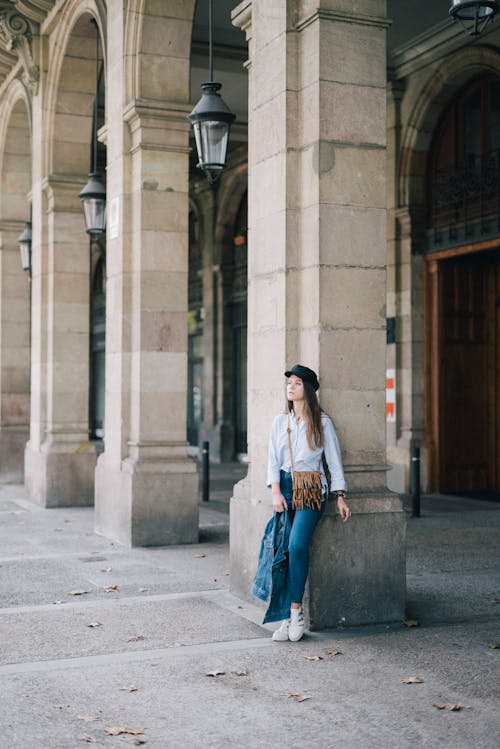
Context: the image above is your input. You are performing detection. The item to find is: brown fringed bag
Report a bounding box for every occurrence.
[287,413,323,511]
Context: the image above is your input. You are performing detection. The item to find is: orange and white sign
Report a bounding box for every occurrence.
[386,369,396,423]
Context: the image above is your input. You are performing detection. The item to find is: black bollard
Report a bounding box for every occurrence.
[410,446,421,517]
[201,441,210,502]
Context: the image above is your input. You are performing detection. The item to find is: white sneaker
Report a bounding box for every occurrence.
[288,606,305,641]
[272,619,290,641]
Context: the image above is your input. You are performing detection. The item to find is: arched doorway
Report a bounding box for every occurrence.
[425,75,500,495]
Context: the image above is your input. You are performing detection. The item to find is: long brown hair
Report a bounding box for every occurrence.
[288,380,324,450]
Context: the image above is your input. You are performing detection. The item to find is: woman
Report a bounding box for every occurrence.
[267,364,350,642]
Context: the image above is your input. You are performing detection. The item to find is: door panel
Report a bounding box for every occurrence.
[438,251,498,492]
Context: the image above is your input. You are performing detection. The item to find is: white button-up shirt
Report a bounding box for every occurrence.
[266,410,347,493]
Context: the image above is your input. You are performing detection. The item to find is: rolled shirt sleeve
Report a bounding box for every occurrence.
[266,415,282,487]
[322,415,346,492]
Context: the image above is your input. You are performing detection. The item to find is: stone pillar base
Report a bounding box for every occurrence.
[307,492,406,629]
[0,427,28,483]
[24,442,97,507]
[230,481,406,629]
[94,455,199,547]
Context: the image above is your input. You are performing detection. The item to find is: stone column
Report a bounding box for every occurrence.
[94,0,197,546]
[24,176,97,506]
[0,223,30,482]
[230,0,406,628]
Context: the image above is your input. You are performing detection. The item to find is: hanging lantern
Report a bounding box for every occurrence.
[449,1,499,35]
[188,0,235,183]
[189,82,236,183]
[79,173,106,236]
[17,220,32,274]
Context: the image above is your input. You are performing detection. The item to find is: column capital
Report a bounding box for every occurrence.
[296,8,391,33]
[231,1,252,40]
[123,98,191,154]
[42,174,85,212]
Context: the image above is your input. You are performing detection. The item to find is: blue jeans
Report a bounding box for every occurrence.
[280,470,325,605]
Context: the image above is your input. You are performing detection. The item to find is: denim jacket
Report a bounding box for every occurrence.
[251,508,292,623]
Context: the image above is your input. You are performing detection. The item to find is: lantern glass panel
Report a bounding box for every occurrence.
[83,197,107,236]
[19,242,31,272]
[450,1,495,19]
[194,120,230,168]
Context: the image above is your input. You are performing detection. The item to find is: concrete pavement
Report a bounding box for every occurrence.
[0,480,499,748]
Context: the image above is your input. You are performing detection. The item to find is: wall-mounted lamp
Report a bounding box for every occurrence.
[17,220,32,275]
[188,0,236,183]
[449,1,499,35]
[79,18,106,236]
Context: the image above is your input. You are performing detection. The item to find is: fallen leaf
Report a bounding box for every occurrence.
[138,587,149,593]
[100,567,112,573]
[404,619,419,628]
[127,635,145,642]
[231,670,248,676]
[326,650,344,657]
[402,676,424,684]
[104,726,144,736]
[488,642,499,649]
[205,669,225,677]
[78,715,99,722]
[104,585,119,593]
[119,684,138,692]
[80,736,97,744]
[68,589,90,596]
[287,692,311,702]
[433,702,470,711]
[86,622,102,628]
[304,655,323,661]
[193,554,206,558]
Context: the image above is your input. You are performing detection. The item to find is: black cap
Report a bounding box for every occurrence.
[284,364,319,391]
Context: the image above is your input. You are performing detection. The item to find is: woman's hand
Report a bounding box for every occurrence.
[337,496,351,523]
[272,492,288,513]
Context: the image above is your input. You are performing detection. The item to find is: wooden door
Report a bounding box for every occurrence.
[428,250,499,493]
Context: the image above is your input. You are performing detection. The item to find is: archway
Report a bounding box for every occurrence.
[25,4,107,506]
[394,47,500,493]
[425,74,500,494]
[0,89,31,481]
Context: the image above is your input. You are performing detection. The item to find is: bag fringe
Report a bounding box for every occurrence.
[292,471,322,511]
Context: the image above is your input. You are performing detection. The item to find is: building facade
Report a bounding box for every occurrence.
[0,0,498,626]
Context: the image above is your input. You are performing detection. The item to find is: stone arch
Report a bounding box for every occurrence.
[124,0,196,104]
[393,45,500,490]
[0,79,32,221]
[45,0,107,178]
[400,45,500,209]
[0,82,32,481]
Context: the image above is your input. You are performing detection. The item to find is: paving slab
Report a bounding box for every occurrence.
[0,485,498,748]
[1,621,498,749]
[0,594,266,665]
